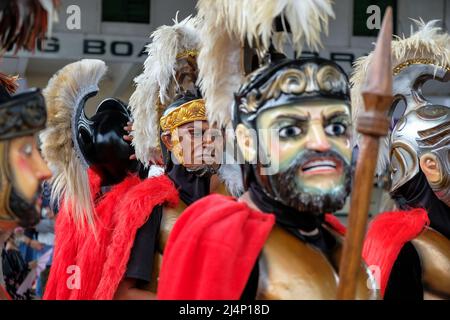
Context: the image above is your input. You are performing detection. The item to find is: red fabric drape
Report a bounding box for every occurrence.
[157,194,275,300]
[363,208,429,297]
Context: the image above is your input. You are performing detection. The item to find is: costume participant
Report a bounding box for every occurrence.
[126,15,242,295]
[354,21,450,300]
[157,0,379,300]
[41,59,178,300]
[0,73,51,300]
[0,0,58,300]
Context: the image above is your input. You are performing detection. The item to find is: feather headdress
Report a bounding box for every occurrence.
[129,15,201,166]
[39,59,107,227]
[0,72,19,94]
[197,0,335,130]
[351,19,450,175]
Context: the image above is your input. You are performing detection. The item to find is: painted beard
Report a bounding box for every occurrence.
[8,185,41,228]
[269,149,352,214]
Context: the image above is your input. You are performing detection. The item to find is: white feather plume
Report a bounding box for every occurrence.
[217,163,244,197]
[39,59,107,228]
[197,0,335,130]
[350,19,450,176]
[129,15,201,166]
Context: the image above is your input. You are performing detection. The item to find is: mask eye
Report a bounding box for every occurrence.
[21,143,33,157]
[325,123,347,136]
[279,125,303,139]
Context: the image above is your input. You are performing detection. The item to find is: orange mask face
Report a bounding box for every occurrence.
[0,135,51,230]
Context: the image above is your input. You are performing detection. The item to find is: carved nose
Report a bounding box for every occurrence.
[306,125,331,152]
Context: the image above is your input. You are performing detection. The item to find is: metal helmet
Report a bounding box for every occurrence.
[390,105,450,206]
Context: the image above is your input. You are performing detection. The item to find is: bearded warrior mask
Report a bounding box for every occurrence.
[234,57,353,214]
[0,78,50,229]
[195,0,336,200]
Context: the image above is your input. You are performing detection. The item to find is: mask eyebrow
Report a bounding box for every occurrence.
[322,110,350,122]
[270,114,309,126]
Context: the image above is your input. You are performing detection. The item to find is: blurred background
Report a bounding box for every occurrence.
[2,0,449,113]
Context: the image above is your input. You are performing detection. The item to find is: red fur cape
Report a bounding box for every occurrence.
[362,208,429,297]
[44,170,178,300]
[157,194,346,300]
[0,285,11,300]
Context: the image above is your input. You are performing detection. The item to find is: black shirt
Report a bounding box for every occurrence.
[384,241,423,300]
[125,205,162,284]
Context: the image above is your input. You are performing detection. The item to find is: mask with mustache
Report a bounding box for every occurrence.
[255,149,352,214]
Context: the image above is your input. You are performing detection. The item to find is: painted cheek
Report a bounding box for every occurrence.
[330,139,352,162]
[15,156,38,200]
[17,155,31,171]
[279,139,305,168]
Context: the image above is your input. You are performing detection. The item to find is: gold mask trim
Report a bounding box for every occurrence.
[393,58,450,75]
[160,99,207,132]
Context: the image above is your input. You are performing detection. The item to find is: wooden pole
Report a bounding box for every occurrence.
[337,7,394,300]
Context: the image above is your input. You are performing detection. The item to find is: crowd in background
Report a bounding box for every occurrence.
[1,182,55,300]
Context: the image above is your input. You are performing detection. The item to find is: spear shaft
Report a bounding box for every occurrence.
[337,7,394,300]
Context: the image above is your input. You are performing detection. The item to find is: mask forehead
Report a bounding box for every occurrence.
[258,100,351,121]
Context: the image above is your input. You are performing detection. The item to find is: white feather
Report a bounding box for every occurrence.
[129,15,201,166]
[39,59,107,228]
[218,164,244,197]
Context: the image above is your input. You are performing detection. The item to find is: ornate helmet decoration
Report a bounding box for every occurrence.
[235,57,349,128]
[0,73,47,227]
[40,59,135,226]
[351,20,450,179]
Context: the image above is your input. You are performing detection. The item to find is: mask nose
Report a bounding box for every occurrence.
[34,154,52,182]
[305,122,331,152]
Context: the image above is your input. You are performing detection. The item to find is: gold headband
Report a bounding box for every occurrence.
[160,99,207,132]
[393,58,450,75]
[176,49,199,60]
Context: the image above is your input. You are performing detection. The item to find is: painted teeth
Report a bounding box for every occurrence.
[303,160,336,170]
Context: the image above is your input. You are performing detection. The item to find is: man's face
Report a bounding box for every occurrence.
[8,135,52,214]
[256,100,352,212]
[162,120,222,172]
